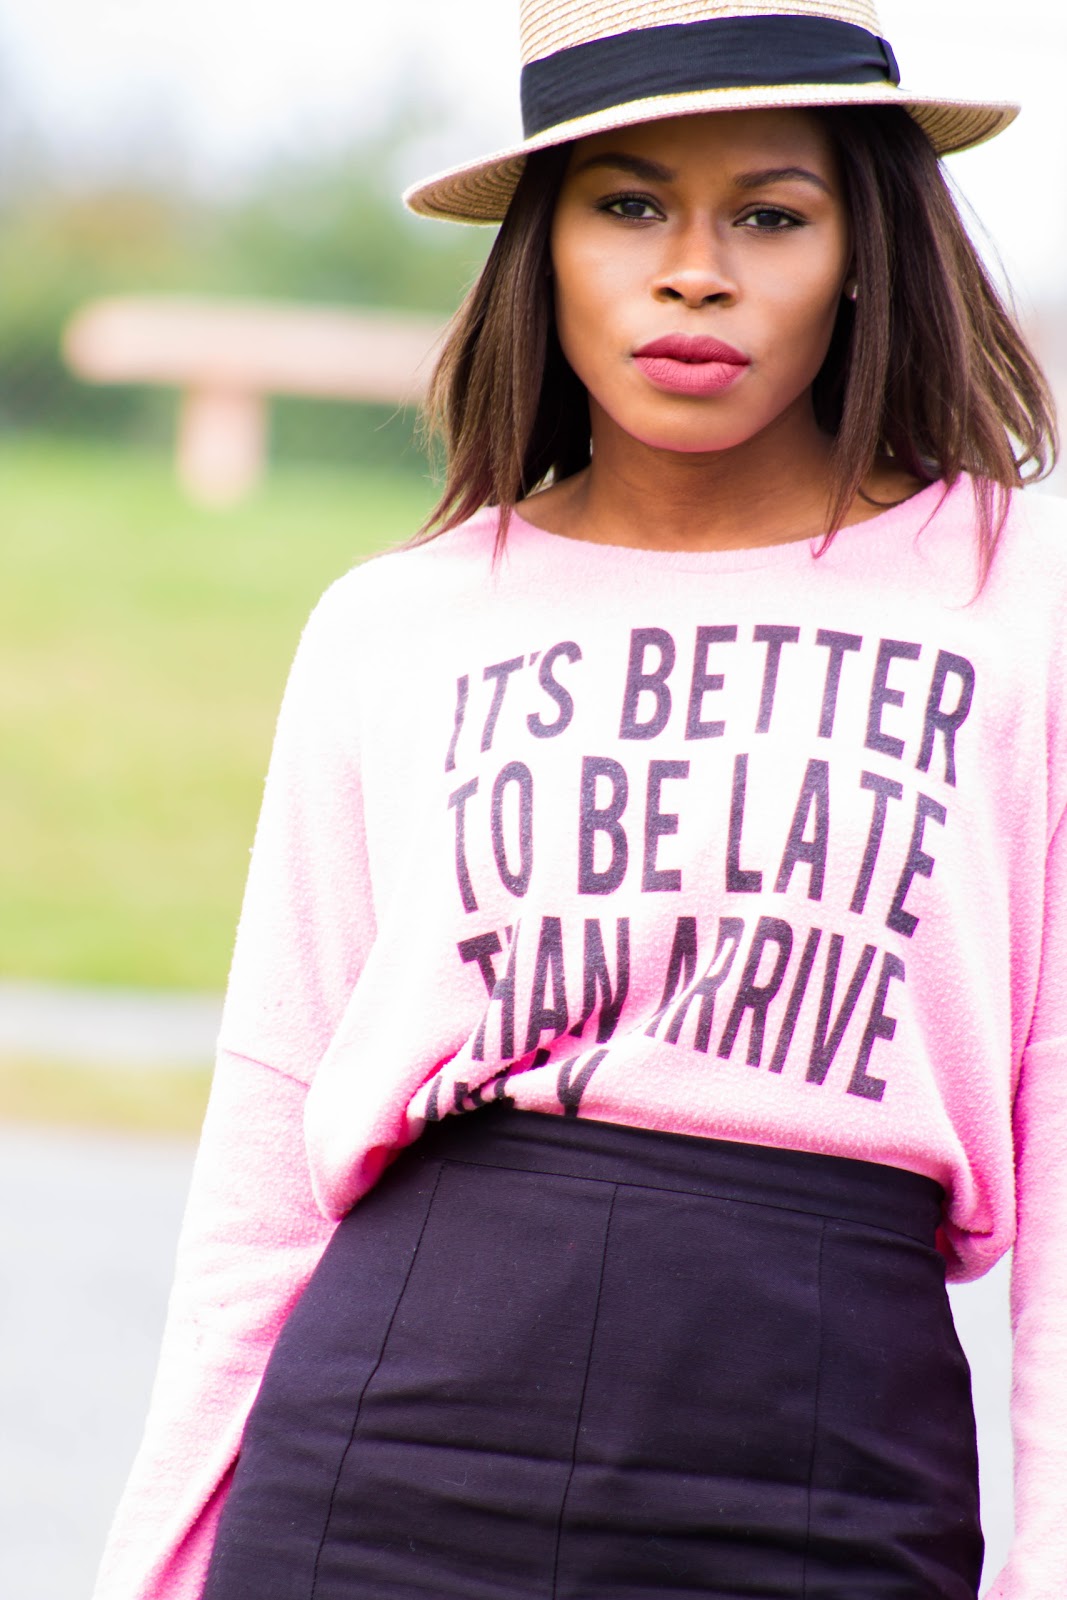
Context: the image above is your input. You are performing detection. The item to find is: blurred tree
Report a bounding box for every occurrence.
[0,120,491,471]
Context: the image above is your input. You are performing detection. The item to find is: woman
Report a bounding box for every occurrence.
[95,3,1064,1598]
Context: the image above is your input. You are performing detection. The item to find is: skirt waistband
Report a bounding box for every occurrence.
[416,1106,945,1247]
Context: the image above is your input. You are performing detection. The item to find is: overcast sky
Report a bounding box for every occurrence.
[1,0,1065,302]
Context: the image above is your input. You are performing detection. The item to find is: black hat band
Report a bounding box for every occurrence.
[521,14,901,139]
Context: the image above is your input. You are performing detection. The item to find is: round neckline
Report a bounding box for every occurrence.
[503,477,950,574]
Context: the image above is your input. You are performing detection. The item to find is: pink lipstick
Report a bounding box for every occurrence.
[633,334,751,397]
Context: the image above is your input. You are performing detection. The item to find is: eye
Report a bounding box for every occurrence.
[738,206,804,232]
[598,192,663,222]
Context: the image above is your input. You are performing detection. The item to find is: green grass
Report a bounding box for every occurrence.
[0,433,435,989]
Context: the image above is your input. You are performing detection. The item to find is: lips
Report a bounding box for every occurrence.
[633,334,751,397]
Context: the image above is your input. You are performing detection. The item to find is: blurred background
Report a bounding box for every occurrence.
[0,1,1059,1595]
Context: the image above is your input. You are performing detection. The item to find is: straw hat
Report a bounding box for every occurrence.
[404,0,1018,223]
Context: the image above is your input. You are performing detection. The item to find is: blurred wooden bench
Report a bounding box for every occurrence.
[62,295,447,506]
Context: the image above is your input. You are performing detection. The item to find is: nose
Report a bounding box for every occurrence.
[651,218,737,308]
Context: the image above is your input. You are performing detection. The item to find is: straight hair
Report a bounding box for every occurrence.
[419,105,1057,580]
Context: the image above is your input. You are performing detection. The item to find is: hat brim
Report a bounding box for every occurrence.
[404,83,1019,223]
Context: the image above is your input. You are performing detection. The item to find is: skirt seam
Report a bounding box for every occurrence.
[308,1158,446,1600]
[438,1155,934,1245]
[551,1181,619,1600]
[801,1218,828,1600]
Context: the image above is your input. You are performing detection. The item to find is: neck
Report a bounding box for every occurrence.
[525,394,850,553]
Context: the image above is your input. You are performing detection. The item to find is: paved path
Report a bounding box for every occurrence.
[0,1124,195,1600]
[952,1257,1015,1581]
[0,1123,1015,1600]
[0,979,221,1066]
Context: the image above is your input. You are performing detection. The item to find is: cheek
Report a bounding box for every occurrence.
[756,261,847,375]
[774,231,849,317]
[552,277,598,380]
[551,227,636,376]
[552,270,590,370]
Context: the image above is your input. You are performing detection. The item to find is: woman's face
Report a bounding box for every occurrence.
[550,108,852,457]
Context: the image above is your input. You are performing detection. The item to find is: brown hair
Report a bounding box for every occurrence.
[419,105,1057,577]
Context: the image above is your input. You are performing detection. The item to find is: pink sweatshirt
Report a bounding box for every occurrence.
[94,476,1067,1600]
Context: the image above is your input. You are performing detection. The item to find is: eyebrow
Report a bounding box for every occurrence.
[570,152,675,183]
[570,153,833,197]
[733,165,834,196]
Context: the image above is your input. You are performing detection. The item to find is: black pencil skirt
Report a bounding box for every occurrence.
[202,1106,983,1600]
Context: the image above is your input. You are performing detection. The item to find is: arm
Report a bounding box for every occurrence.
[986,807,1067,1600]
[92,576,376,1599]
[91,1052,334,1600]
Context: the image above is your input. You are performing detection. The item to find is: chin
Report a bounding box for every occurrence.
[627,421,761,456]
[603,389,765,455]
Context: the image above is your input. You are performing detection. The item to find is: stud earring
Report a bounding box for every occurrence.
[844,279,859,303]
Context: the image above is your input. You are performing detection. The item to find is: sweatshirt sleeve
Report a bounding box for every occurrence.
[987,803,1067,1600]
[91,578,377,1600]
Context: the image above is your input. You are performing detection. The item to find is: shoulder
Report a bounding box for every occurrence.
[912,476,1067,601]
[986,483,1067,612]
[295,508,503,657]
[330,509,500,609]
[1008,483,1067,562]
[982,487,1067,748]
